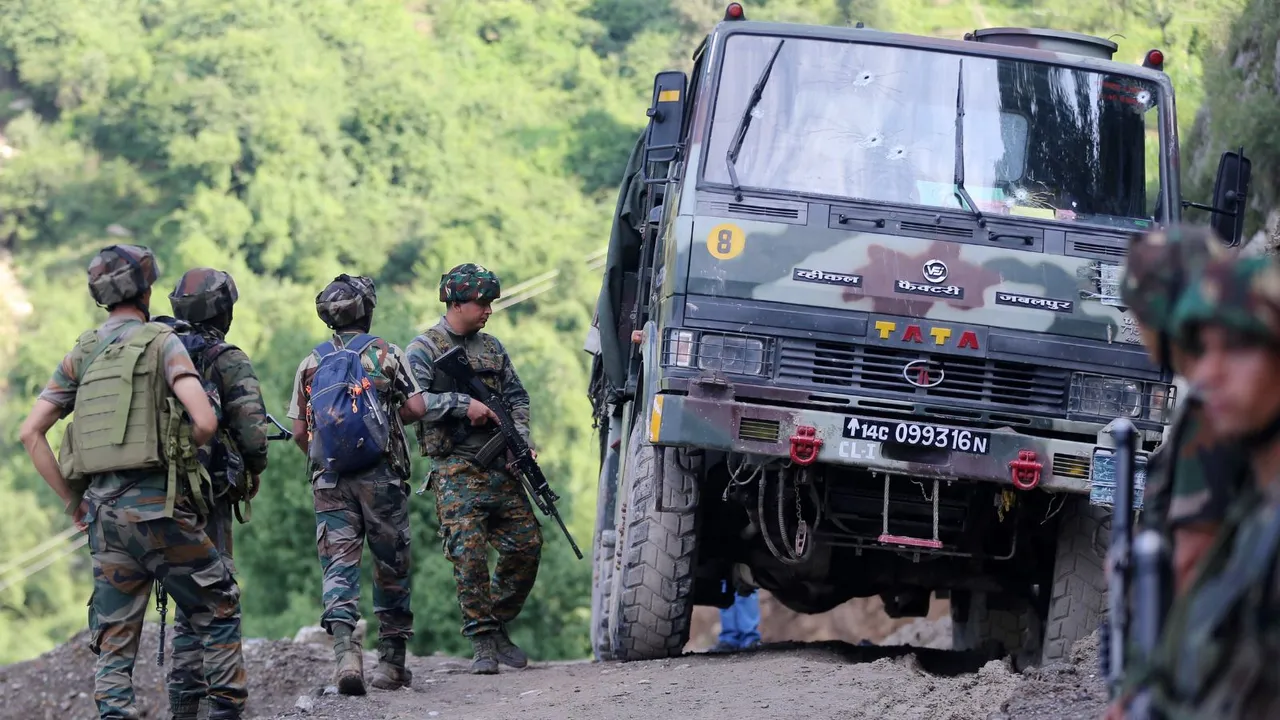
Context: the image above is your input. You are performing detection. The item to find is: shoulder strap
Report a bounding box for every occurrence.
[346,333,378,354]
[76,323,134,378]
[313,340,338,359]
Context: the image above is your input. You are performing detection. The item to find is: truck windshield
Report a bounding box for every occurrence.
[703,34,1163,230]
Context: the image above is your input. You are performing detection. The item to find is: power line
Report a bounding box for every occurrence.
[0,533,87,594]
[0,525,82,576]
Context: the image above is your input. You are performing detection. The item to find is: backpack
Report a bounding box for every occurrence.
[155,317,247,503]
[306,333,391,475]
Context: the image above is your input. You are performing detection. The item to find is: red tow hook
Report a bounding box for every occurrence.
[789,425,823,466]
[1009,450,1042,490]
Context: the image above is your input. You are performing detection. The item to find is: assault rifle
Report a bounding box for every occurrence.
[433,345,584,560]
[1101,418,1169,720]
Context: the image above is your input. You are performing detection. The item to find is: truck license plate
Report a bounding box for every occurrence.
[842,417,991,455]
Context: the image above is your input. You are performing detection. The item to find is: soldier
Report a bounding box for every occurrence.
[1124,252,1280,717]
[405,263,542,675]
[16,245,246,720]
[287,274,426,695]
[161,268,270,720]
[1119,226,1247,593]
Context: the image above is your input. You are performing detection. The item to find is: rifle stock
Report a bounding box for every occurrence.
[265,413,294,442]
[435,346,584,560]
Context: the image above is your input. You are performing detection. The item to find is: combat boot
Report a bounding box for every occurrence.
[494,624,529,669]
[332,623,367,695]
[469,633,500,675]
[168,694,200,720]
[369,637,414,690]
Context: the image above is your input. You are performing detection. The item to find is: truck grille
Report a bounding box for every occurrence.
[777,339,1070,415]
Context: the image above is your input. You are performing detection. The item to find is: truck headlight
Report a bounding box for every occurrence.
[663,329,769,376]
[1070,373,1176,423]
[698,334,766,375]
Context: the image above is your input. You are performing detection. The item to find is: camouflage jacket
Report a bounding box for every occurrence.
[190,325,270,475]
[1141,397,1248,536]
[1144,482,1280,719]
[288,331,421,485]
[404,317,533,457]
[39,315,201,520]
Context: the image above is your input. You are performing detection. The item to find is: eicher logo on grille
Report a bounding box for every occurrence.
[794,268,863,287]
[995,291,1075,313]
[895,279,965,299]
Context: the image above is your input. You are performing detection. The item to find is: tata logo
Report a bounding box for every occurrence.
[873,320,981,350]
[903,360,945,388]
[923,259,948,284]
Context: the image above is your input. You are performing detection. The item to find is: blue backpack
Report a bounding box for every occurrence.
[306,334,391,475]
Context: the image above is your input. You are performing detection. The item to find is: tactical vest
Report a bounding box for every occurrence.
[57,322,211,517]
[416,325,506,459]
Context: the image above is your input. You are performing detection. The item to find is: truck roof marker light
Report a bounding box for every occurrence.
[1143,49,1164,71]
[725,3,745,21]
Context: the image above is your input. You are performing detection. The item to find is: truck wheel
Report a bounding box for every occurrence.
[951,591,1040,670]
[606,421,698,661]
[1041,497,1109,665]
[590,441,620,661]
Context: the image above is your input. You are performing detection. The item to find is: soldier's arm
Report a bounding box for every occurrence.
[287,359,311,456]
[384,343,427,424]
[161,334,216,446]
[214,347,271,473]
[494,338,533,446]
[19,399,77,512]
[404,337,474,424]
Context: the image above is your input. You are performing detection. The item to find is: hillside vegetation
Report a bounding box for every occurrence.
[0,0,1263,664]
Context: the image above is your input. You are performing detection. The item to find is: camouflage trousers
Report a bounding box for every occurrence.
[86,501,246,720]
[313,469,414,639]
[431,456,542,637]
[168,497,237,710]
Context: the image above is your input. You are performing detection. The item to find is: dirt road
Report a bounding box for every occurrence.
[0,623,1108,720]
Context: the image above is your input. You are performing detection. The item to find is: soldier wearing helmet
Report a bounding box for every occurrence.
[18,245,248,719]
[405,263,542,675]
[158,268,270,719]
[1120,226,1248,594]
[1113,252,1280,719]
[286,273,426,695]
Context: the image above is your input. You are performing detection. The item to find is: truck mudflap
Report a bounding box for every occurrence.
[648,393,1145,495]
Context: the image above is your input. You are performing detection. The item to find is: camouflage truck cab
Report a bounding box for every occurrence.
[585,4,1251,667]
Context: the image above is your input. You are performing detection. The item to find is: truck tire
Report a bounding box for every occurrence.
[606,421,698,661]
[951,592,1040,670]
[1041,497,1109,665]
[590,445,620,661]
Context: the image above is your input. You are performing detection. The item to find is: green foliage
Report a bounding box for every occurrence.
[0,0,1267,665]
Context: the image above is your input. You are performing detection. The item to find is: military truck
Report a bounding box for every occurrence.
[584,2,1252,667]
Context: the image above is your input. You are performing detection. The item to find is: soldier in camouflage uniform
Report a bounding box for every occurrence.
[17,245,246,720]
[162,268,270,719]
[288,274,426,694]
[405,263,543,675]
[1116,252,1280,718]
[1120,226,1248,593]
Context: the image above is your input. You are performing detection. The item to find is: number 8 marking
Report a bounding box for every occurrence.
[707,223,746,260]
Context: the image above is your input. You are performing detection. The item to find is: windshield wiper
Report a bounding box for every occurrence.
[953,59,985,227]
[726,39,786,202]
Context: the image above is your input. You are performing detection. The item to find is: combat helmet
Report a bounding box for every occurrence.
[169,268,239,323]
[316,273,377,329]
[439,263,501,305]
[1169,254,1280,347]
[87,244,160,307]
[1121,225,1231,333]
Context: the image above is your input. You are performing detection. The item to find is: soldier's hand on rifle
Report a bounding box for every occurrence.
[72,499,88,532]
[466,398,498,426]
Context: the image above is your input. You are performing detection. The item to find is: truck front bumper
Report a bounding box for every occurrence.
[648,392,1147,500]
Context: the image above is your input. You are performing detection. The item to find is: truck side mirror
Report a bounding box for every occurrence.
[1210,148,1251,246]
[644,71,688,166]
